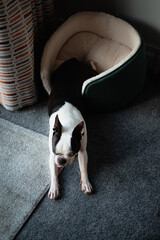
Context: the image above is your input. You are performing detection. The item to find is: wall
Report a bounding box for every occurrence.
[54,0,115,24]
[55,0,160,49]
[115,0,160,49]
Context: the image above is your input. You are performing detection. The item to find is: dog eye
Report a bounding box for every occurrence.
[55,153,62,156]
[68,152,78,157]
[68,153,75,157]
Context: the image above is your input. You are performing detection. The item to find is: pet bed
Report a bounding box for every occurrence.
[41,11,146,111]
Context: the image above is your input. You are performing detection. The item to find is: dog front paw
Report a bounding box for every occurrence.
[48,184,60,200]
[81,180,93,195]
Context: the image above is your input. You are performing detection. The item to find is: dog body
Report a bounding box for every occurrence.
[48,102,92,199]
[41,58,97,199]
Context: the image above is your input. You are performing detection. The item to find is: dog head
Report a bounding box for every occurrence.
[52,115,84,167]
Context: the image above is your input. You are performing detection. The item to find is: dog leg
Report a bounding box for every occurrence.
[48,153,60,200]
[78,150,93,194]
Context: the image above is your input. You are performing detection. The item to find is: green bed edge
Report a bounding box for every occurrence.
[83,41,146,112]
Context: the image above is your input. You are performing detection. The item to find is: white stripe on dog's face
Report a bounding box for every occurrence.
[55,132,76,167]
[56,132,72,156]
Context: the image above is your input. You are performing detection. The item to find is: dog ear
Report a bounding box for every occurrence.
[52,115,62,154]
[71,121,84,154]
[53,115,62,134]
[72,121,84,139]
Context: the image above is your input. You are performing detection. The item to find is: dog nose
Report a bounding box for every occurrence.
[58,158,67,166]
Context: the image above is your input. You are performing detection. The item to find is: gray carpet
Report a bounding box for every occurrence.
[0,118,50,240]
[0,74,160,240]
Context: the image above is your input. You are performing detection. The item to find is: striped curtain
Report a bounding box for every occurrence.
[0,0,55,111]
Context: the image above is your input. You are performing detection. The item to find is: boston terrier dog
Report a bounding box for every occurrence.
[41,58,97,199]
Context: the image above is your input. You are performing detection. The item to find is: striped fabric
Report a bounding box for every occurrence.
[0,0,55,111]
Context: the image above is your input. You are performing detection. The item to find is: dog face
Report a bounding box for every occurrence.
[52,115,84,167]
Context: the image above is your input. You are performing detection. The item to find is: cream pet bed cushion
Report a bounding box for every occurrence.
[41,11,146,111]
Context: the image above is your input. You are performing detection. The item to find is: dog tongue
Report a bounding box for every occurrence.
[57,164,62,168]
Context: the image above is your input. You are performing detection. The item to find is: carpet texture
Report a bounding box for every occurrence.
[0,118,50,240]
[0,75,160,240]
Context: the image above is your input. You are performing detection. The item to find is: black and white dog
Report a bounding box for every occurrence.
[41,58,97,199]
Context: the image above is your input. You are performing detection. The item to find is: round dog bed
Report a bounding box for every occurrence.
[41,11,146,112]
